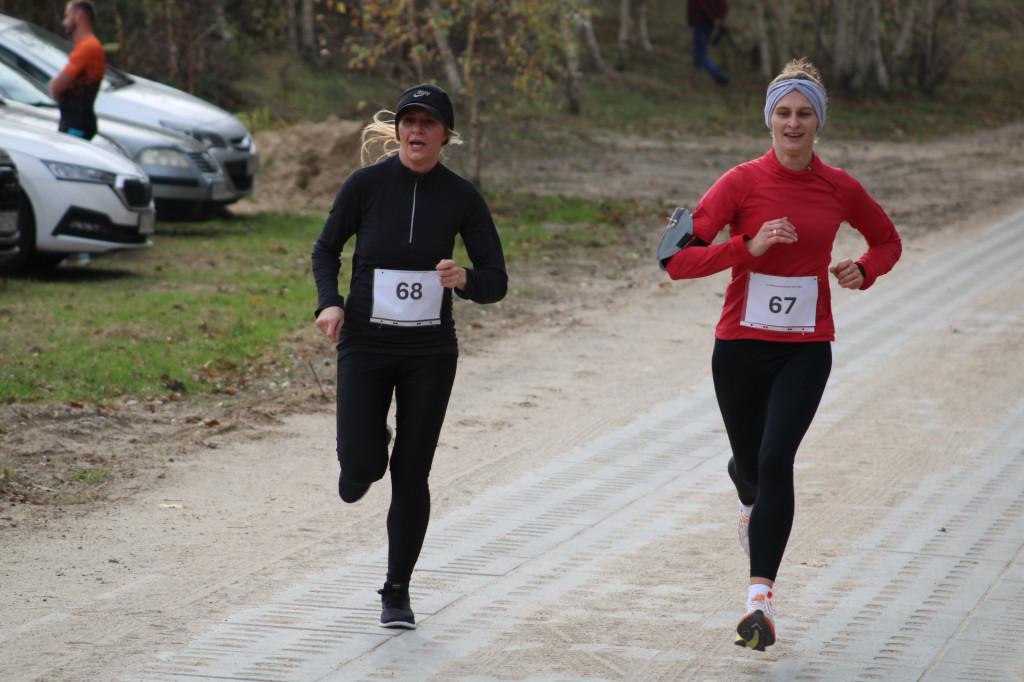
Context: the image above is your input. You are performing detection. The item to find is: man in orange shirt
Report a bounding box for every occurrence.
[49,0,105,140]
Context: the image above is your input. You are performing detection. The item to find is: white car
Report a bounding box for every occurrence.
[0,13,258,209]
[0,54,231,220]
[0,117,155,272]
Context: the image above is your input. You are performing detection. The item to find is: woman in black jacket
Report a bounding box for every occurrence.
[311,84,507,629]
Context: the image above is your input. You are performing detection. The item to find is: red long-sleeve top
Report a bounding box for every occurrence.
[665,150,902,342]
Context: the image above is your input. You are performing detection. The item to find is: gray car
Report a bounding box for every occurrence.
[0,54,231,219]
[0,12,258,210]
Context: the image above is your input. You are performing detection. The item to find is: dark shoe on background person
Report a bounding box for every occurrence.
[338,468,370,503]
[378,581,416,629]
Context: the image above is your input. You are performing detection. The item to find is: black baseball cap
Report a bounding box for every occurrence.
[395,84,455,131]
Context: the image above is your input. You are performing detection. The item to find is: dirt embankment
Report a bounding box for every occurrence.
[250,115,364,212]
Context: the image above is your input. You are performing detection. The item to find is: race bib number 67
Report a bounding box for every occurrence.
[371,269,443,327]
[741,272,818,333]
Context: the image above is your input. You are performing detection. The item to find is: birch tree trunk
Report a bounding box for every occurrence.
[463,4,482,187]
[917,0,968,93]
[182,2,194,93]
[755,0,772,80]
[164,0,178,84]
[615,0,632,71]
[579,0,607,73]
[887,0,918,82]
[775,0,791,67]
[405,1,424,82]
[850,1,874,92]
[832,0,858,91]
[638,0,652,53]
[869,0,890,92]
[300,0,315,55]
[561,7,582,115]
[281,0,299,54]
[110,0,129,72]
[209,0,231,42]
[429,0,464,95]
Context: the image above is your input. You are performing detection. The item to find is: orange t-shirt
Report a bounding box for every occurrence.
[58,34,105,139]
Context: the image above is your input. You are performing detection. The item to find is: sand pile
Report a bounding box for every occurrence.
[251,115,366,212]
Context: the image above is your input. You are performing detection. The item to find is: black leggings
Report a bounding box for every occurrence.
[712,339,831,581]
[336,350,458,584]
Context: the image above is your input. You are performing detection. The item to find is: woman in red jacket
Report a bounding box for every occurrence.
[664,58,902,651]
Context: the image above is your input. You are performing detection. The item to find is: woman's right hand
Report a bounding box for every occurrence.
[747,217,798,257]
[316,306,345,343]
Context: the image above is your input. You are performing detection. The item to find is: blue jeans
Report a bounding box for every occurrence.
[692,23,727,83]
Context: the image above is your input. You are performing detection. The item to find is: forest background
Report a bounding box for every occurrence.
[0,0,1019,166]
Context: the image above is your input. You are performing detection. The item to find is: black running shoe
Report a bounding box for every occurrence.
[378,581,416,629]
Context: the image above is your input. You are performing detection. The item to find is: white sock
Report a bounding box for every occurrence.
[748,583,772,606]
[738,500,753,520]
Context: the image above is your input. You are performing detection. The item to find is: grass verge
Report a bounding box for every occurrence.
[0,195,643,404]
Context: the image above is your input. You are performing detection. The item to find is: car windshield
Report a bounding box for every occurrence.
[0,57,53,106]
[0,22,133,90]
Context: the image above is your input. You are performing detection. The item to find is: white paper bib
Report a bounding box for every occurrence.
[370,269,443,327]
[741,272,818,333]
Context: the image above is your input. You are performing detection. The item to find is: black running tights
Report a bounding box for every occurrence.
[335,351,458,584]
[712,339,832,581]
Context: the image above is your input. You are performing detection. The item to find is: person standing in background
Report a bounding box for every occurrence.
[50,0,104,141]
[50,0,105,267]
[687,0,729,85]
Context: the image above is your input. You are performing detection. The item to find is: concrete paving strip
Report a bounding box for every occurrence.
[133,212,1024,681]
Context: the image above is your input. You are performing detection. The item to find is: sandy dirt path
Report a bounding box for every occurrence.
[1,123,1023,680]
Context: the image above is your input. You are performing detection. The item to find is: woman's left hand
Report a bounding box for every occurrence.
[830,259,864,290]
[437,259,467,290]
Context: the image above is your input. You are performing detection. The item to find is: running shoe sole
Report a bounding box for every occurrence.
[380,618,417,629]
[735,609,775,651]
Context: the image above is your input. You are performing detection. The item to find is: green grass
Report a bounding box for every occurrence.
[69,467,113,485]
[0,196,634,404]
[0,211,322,403]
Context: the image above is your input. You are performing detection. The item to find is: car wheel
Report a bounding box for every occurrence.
[9,191,64,273]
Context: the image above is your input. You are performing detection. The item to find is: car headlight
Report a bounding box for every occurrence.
[43,160,117,185]
[136,147,191,168]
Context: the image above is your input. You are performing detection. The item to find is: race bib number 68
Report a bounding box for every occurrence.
[741,272,818,333]
[371,269,443,327]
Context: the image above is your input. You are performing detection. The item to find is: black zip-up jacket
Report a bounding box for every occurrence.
[311,154,507,356]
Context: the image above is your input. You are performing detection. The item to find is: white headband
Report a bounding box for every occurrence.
[764,79,827,132]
